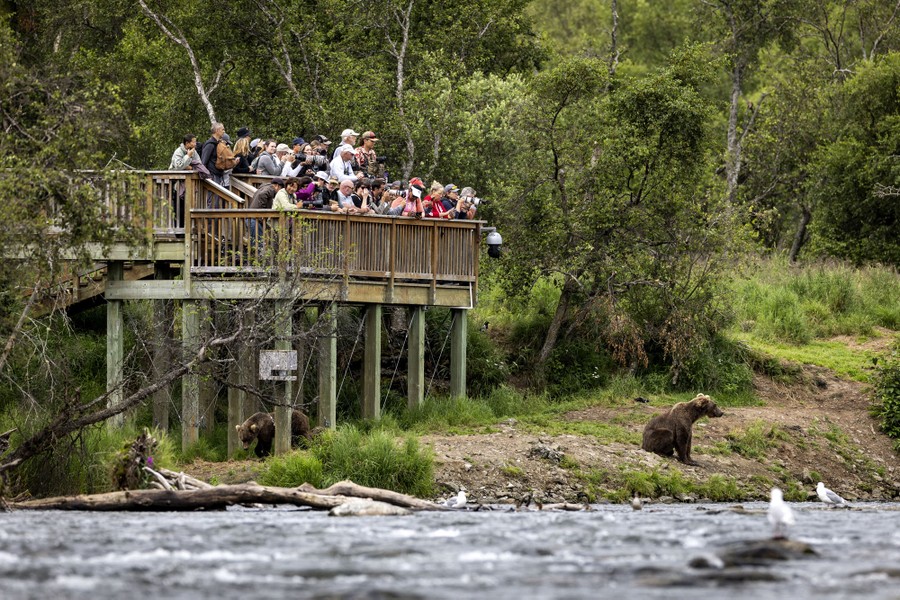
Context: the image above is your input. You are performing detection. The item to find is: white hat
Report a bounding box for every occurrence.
[340,128,360,138]
[275,143,290,153]
[315,171,330,181]
[338,144,354,154]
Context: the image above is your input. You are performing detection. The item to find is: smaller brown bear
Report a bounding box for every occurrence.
[641,393,723,466]
[236,409,312,458]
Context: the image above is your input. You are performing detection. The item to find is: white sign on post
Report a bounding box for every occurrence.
[259,350,298,381]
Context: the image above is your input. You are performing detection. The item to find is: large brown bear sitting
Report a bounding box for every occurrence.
[641,394,723,466]
[236,409,312,458]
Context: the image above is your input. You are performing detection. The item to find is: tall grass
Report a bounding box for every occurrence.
[258,425,434,496]
[731,256,900,344]
[395,385,552,432]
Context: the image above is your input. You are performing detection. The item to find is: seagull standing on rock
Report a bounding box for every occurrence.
[816,482,847,507]
[443,491,467,509]
[768,487,795,539]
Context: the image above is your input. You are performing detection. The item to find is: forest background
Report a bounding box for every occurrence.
[1,0,899,498]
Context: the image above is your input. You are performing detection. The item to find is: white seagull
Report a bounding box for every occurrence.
[768,487,795,539]
[816,482,847,507]
[443,491,467,509]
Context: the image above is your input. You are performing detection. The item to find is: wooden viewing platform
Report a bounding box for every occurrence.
[41,171,485,453]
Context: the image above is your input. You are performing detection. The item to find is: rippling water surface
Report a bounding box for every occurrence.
[1,503,899,599]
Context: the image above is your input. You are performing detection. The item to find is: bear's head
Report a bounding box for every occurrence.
[692,393,724,418]
[235,423,260,449]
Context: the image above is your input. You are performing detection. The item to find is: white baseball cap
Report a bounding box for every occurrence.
[340,128,360,138]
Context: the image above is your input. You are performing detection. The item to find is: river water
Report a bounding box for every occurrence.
[1,503,899,599]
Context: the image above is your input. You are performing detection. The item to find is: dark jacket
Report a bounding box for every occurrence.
[233,153,252,174]
[249,183,278,209]
[201,136,223,177]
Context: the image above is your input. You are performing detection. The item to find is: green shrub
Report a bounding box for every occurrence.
[676,334,755,394]
[258,425,434,496]
[872,342,900,442]
[258,452,324,488]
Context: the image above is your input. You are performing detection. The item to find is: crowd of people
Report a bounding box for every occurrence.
[169,123,482,220]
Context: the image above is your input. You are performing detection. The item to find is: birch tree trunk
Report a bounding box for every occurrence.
[138,0,228,125]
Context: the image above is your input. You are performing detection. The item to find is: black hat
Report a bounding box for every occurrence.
[292,137,306,147]
[314,134,332,145]
[271,177,285,186]
[236,127,251,139]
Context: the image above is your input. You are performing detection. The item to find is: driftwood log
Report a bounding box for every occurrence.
[8,475,447,513]
[299,481,446,511]
[9,483,347,511]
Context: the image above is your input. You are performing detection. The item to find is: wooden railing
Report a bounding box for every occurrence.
[87,171,482,288]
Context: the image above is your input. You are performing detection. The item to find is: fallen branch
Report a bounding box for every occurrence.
[299,480,447,511]
[9,483,346,512]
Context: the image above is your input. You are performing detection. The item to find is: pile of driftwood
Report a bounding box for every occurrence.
[7,467,445,516]
[5,469,594,514]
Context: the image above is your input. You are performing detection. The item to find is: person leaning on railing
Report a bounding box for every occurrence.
[247,177,284,251]
[169,134,197,170]
[272,177,301,211]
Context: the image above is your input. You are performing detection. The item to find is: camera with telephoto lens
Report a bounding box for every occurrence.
[466,196,484,206]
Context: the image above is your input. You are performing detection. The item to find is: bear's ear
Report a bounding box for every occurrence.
[250,423,259,433]
[694,393,710,405]
[235,425,241,433]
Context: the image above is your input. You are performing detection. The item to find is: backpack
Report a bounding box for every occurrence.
[215,139,235,171]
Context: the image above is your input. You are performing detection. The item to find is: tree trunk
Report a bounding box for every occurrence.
[535,276,578,383]
[299,480,444,511]
[725,59,745,204]
[788,204,812,263]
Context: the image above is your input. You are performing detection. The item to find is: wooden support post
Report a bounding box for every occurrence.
[317,304,337,429]
[199,300,216,435]
[408,306,425,410]
[363,304,382,420]
[450,308,467,399]
[106,262,124,427]
[226,350,242,458]
[274,300,293,455]
[151,266,173,431]
[240,308,258,419]
[181,300,202,450]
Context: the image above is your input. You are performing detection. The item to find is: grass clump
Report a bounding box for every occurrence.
[726,421,786,459]
[258,425,434,497]
[501,464,524,478]
[396,386,551,432]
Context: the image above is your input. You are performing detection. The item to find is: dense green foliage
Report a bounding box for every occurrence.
[2,0,900,493]
[872,341,900,448]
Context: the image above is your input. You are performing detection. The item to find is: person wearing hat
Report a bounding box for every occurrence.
[443,184,460,211]
[400,179,426,218]
[319,174,340,207]
[333,128,360,158]
[306,171,331,209]
[450,186,479,220]
[329,144,359,183]
[232,134,254,175]
[355,131,383,178]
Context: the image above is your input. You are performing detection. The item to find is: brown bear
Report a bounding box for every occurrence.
[641,393,723,466]
[236,409,312,458]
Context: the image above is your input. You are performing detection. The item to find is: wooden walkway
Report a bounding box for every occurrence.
[56,171,484,453]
